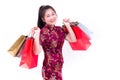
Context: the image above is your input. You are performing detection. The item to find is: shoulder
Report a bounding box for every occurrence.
[40,27,49,34]
[55,26,63,30]
[55,26,61,28]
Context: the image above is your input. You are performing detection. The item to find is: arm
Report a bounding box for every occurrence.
[63,18,77,42]
[31,27,42,55]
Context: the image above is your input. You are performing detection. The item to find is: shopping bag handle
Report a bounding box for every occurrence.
[27,27,37,38]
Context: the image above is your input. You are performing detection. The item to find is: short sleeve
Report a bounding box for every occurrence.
[39,30,45,46]
[62,26,69,37]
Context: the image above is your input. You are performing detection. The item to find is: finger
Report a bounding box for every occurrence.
[63,18,70,22]
[35,27,39,29]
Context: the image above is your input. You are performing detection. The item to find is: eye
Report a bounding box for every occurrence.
[52,12,56,16]
[46,14,50,17]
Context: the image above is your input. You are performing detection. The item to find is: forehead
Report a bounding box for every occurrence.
[45,8,55,15]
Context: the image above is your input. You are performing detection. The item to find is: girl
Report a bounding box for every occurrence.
[32,5,76,80]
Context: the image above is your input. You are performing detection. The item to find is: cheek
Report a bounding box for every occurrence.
[44,17,49,23]
[54,15,57,19]
[52,16,57,22]
[55,16,58,20]
[46,18,51,23]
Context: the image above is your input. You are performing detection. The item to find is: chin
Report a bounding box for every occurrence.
[51,23,56,26]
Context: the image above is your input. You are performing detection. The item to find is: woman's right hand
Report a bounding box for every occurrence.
[31,27,41,55]
[30,27,40,37]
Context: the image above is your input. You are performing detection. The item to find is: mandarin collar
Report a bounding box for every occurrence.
[45,24,55,31]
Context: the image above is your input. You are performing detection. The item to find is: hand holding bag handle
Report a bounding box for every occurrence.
[30,27,42,55]
[62,24,91,50]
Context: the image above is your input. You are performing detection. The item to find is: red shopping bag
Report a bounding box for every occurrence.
[19,37,38,69]
[69,26,91,50]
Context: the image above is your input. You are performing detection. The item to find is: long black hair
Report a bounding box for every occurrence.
[37,5,56,29]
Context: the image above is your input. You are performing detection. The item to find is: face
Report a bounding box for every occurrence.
[43,8,57,26]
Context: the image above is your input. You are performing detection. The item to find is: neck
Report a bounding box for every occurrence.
[45,24,55,30]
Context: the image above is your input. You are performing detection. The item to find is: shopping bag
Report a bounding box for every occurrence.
[77,22,93,40]
[69,26,91,50]
[19,37,38,69]
[71,21,93,40]
[16,37,27,57]
[7,35,26,57]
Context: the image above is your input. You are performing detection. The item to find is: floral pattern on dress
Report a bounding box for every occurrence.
[40,25,67,80]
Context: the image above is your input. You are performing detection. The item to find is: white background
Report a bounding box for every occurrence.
[0,0,120,80]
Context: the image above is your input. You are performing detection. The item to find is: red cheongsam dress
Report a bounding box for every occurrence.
[40,25,67,80]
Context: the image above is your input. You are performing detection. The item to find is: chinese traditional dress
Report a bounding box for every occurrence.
[40,25,67,80]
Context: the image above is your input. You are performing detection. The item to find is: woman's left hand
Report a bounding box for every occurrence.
[63,18,71,27]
